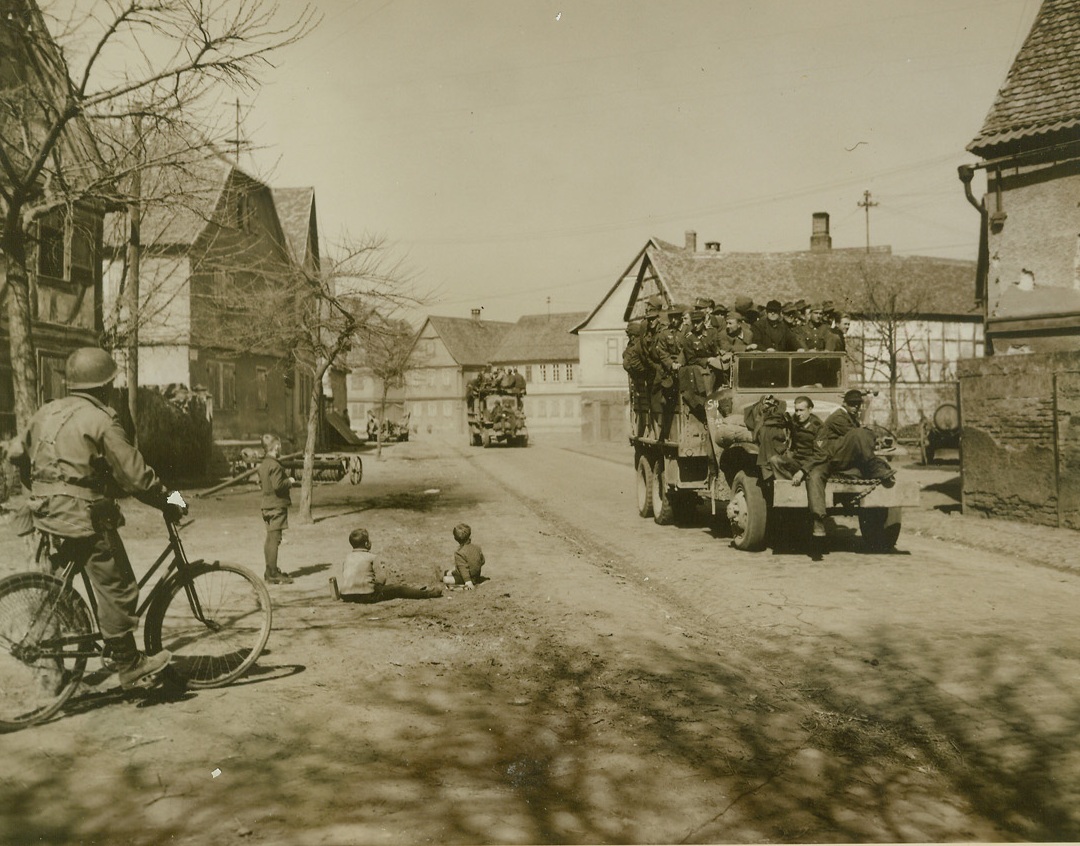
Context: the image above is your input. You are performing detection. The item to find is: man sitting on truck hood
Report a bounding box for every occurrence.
[804,389,896,538]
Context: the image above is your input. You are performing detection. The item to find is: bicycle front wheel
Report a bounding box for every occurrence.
[0,572,93,731]
[144,562,272,688]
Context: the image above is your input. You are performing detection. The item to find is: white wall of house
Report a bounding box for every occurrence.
[512,361,580,435]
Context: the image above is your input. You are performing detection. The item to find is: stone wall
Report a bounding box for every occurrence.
[958,350,1080,528]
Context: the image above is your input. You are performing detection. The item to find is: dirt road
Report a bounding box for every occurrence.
[3,438,1079,844]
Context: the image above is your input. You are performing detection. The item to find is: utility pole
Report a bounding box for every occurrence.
[858,189,878,254]
[225,99,245,162]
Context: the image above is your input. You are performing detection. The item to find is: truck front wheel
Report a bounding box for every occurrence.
[728,471,767,551]
[636,455,654,518]
[859,507,902,551]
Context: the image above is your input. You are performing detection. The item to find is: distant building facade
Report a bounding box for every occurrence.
[404,311,513,439]
[491,312,588,438]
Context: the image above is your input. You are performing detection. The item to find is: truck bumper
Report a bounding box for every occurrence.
[771,478,920,509]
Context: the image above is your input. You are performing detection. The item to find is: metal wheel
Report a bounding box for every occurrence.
[0,572,93,732]
[348,455,363,485]
[727,471,767,551]
[144,563,272,688]
[636,455,654,518]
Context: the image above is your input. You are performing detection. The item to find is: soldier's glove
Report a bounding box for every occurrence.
[162,490,188,524]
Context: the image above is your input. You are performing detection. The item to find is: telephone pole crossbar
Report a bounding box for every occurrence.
[858,189,878,254]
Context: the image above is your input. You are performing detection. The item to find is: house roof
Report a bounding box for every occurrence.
[271,187,316,267]
[573,238,978,331]
[968,0,1080,156]
[639,241,978,319]
[491,312,589,363]
[425,316,514,367]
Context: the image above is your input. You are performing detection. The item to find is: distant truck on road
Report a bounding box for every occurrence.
[468,391,529,448]
[630,350,918,551]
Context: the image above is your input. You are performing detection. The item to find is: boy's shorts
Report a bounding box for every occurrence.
[262,508,289,531]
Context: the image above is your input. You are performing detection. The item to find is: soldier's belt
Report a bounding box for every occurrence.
[32,480,104,501]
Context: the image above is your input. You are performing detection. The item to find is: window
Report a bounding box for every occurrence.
[37,212,65,279]
[208,361,237,410]
[540,364,547,382]
[525,365,532,383]
[255,367,268,410]
[564,398,575,417]
[565,363,573,381]
[39,353,67,404]
[606,337,621,364]
[443,400,452,417]
[69,221,94,286]
[552,364,560,382]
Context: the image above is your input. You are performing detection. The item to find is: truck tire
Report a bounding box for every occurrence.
[482,431,491,448]
[636,455,654,518]
[728,471,767,551]
[651,457,674,525]
[859,507,902,551]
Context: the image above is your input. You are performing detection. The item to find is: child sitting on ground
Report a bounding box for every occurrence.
[442,523,486,590]
[331,528,443,603]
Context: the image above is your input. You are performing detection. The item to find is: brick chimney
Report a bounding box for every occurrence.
[705,241,721,252]
[685,229,697,252]
[810,212,832,252]
[471,308,481,321]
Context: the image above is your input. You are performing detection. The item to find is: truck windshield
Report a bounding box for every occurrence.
[736,354,843,390]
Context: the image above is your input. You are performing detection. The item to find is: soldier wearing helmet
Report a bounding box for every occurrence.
[9,347,177,690]
[622,320,651,436]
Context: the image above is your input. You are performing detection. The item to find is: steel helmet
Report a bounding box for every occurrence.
[66,347,118,390]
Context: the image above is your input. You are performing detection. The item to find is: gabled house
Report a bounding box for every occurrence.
[102,158,316,446]
[955,0,1080,529]
[574,219,981,441]
[961,0,1080,354]
[0,0,111,436]
[491,312,588,437]
[404,310,513,438]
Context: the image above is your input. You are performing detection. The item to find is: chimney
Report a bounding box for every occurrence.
[705,241,721,252]
[685,229,697,252]
[810,212,832,252]
[471,308,481,321]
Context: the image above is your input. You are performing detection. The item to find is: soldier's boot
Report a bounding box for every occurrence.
[106,633,171,690]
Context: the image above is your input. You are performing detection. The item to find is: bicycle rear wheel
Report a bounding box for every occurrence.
[0,572,93,731]
[144,562,272,688]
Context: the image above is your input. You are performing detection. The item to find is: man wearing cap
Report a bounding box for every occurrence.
[782,302,807,351]
[622,320,651,436]
[652,305,686,437]
[679,309,721,420]
[803,304,836,351]
[734,296,759,330]
[804,389,896,537]
[9,347,178,690]
[752,300,797,351]
[717,311,756,355]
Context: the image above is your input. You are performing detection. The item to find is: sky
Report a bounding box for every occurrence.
[236,0,1041,324]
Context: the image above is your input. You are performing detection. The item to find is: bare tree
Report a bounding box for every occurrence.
[353,313,415,458]
[202,234,418,524]
[0,0,315,431]
[853,261,933,431]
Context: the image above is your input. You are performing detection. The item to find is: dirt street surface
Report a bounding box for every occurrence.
[3,437,1080,844]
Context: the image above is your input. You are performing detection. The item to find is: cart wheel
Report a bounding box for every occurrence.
[348,455,363,485]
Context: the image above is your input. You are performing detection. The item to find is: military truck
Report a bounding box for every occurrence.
[468,391,528,448]
[630,350,918,551]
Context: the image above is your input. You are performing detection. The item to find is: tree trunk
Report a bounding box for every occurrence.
[126,123,143,445]
[3,224,39,432]
[295,362,325,524]
[377,383,388,459]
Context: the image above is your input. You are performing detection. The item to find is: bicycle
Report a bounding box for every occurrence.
[0,493,272,731]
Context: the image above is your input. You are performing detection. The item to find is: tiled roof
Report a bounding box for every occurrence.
[968,0,1080,155]
[272,187,315,266]
[491,312,589,363]
[641,242,977,318]
[427,316,514,367]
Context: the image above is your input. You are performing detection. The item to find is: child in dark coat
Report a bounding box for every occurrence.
[442,523,486,590]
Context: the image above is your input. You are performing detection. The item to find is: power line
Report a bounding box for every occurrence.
[857,190,879,253]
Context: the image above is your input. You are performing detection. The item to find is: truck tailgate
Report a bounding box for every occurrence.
[772,478,920,508]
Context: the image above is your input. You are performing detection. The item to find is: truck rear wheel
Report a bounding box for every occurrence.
[859,507,902,551]
[651,457,674,525]
[636,455,654,518]
[728,471,767,551]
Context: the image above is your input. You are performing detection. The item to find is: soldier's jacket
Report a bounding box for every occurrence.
[752,319,797,351]
[803,322,835,351]
[652,326,682,385]
[717,326,754,353]
[15,392,164,538]
[622,336,650,383]
[680,327,720,367]
[787,323,808,350]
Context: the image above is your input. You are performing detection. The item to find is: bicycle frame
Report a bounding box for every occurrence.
[25,517,209,662]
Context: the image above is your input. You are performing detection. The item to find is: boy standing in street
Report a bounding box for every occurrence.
[258,434,293,584]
